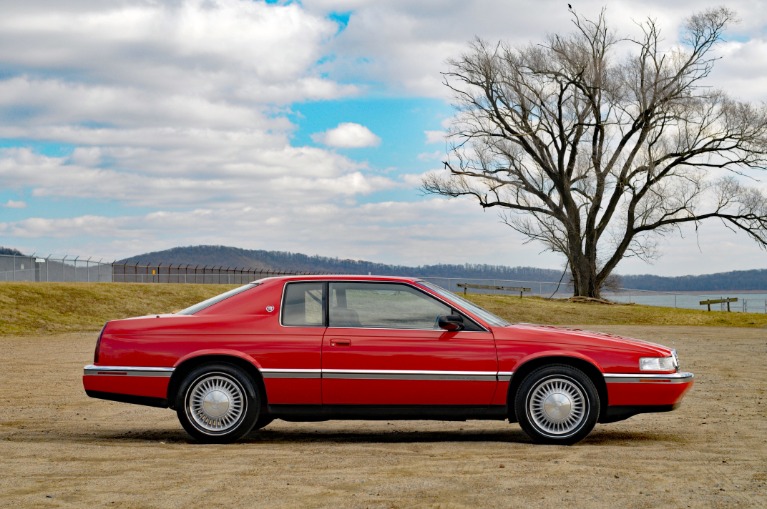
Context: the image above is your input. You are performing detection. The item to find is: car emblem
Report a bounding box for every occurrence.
[266,306,275,313]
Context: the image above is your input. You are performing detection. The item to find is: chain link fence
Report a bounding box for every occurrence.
[112,262,307,284]
[0,254,310,284]
[0,254,112,282]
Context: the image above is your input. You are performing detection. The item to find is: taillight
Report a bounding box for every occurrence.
[93,324,106,364]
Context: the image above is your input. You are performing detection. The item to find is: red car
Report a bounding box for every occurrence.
[83,275,693,445]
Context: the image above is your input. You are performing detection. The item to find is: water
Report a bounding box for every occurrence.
[603,292,767,312]
[420,277,767,313]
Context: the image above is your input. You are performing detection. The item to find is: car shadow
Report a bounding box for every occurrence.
[244,427,532,444]
[50,425,687,446]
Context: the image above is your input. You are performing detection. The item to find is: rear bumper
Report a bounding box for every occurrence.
[83,365,173,406]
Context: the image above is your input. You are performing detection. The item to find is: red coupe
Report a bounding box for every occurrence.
[83,275,693,444]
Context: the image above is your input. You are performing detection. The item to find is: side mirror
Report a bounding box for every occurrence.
[437,314,464,332]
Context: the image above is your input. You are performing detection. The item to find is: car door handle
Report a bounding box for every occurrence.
[330,339,351,347]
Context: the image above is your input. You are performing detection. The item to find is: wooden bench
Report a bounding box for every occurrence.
[699,297,738,312]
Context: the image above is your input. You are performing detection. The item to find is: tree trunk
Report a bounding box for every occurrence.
[570,253,600,298]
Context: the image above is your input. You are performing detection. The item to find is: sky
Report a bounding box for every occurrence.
[0,0,765,277]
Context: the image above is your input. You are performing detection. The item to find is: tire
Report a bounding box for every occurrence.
[176,364,260,444]
[514,364,600,445]
[252,414,274,431]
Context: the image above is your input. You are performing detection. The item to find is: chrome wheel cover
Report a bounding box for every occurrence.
[527,376,587,437]
[186,373,247,435]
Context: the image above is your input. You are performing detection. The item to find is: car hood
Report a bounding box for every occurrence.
[497,323,673,356]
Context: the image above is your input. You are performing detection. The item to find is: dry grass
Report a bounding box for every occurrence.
[1,282,765,336]
[0,282,232,335]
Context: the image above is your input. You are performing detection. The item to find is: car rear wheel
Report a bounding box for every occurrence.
[515,364,599,445]
[176,364,259,443]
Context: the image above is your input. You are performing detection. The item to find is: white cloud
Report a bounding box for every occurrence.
[312,122,381,148]
[424,130,446,144]
[308,1,767,99]
[0,147,394,208]
[417,151,443,161]
[3,200,26,209]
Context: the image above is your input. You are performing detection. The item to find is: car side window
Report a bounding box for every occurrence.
[329,282,451,329]
[282,282,324,326]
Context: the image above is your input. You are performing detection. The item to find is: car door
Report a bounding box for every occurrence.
[260,281,325,404]
[321,281,498,406]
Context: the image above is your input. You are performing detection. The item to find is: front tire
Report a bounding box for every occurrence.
[176,364,259,443]
[515,364,600,445]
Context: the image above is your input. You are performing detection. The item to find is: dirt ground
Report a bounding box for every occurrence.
[1,326,765,508]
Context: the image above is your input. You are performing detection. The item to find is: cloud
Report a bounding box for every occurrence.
[0,147,395,208]
[424,130,446,144]
[3,200,26,209]
[312,122,381,148]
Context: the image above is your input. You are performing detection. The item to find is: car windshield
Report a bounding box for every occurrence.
[419,281,511,327]
[176,282,260,315]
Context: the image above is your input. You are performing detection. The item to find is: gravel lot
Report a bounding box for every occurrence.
[1,326,765,508]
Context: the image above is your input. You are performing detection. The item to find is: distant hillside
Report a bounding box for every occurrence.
[0,246,24,256]
[620,269,767,292]
[119,245,767,291]
[119,245,564,282]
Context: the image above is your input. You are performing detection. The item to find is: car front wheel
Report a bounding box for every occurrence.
[176,364,259,443]
[515,364,599,445]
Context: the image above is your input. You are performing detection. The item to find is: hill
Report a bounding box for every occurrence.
[620,270,767,292]
[119,245,564,282]
[119,245,767,291]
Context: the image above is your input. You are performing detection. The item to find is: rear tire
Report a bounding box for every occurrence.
[515,364,599,445]
[176,364,259,443]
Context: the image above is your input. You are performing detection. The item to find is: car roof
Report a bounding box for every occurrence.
[254,274,424,284]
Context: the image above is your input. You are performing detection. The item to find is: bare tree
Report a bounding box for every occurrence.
[423,7,767,298]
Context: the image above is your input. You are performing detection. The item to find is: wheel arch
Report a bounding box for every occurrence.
[506,356,607,422]
[167,355,267,410]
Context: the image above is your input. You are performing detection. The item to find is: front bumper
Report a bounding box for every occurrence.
[605,371,694,407]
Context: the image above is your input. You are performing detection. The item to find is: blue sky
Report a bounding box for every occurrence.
[0,0,765,276]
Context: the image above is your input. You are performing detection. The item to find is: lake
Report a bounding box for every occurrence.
[602,291,767,313]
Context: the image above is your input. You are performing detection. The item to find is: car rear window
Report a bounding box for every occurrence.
[176,283,260,315]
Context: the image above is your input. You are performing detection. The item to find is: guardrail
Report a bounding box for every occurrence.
[456,283,531,297]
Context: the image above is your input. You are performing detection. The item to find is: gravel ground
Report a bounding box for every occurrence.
[1,325,765,508]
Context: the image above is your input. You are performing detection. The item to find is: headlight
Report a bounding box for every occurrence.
[639,352,678,372]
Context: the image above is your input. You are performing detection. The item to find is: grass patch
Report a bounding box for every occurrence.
[0,282,233,335]
[1,282,765,336]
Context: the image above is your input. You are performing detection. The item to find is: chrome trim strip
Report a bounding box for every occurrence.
[262,368,511,382]
[85,364,513,382]
[83,365,174,378]
[261,369,322,379]
[604,372,694,384]
[323,369,497,381]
